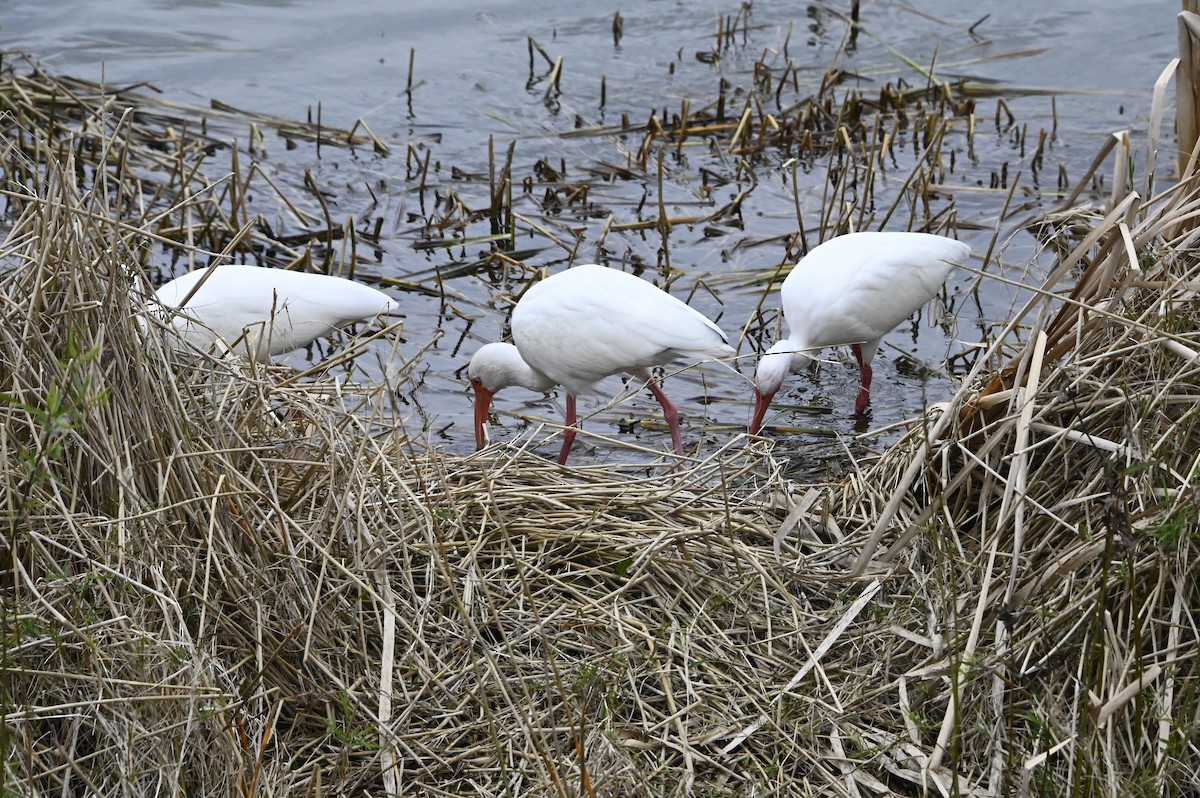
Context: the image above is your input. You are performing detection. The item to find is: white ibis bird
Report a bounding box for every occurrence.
[468,263,734,464]
[148,264,399,362]
[750,231,969,434]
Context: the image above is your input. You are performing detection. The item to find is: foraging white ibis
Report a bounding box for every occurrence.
[148,264,399,362]
[468,263,734,464]
[750,231,969,433]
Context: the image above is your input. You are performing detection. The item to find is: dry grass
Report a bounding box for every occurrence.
[830,149,1200,792]
[2,42,1200,798]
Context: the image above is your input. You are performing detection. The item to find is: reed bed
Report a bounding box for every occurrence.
[824,150,1200,792]
[2,29,1199,798]
[7,160,1200,797]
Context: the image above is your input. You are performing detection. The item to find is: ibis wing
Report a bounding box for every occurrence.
[782,233,966,350]
[155,265,396,357]
[512,265,731,394]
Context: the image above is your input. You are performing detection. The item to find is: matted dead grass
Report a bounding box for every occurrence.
[2,48,1199,798]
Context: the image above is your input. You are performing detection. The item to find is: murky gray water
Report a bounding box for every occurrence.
[0,0,1179,465]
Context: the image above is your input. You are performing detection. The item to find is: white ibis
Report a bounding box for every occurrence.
[468,263,734,464]
[148,264,399,362]
[750,231,969,433]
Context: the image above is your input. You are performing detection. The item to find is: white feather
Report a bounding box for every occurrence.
[751,232,969,430]
[148,264,398,361]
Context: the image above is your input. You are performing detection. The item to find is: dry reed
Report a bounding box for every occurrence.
[830,123,1200,793]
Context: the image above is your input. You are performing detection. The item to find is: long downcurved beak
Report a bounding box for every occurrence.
[749,388,775,436]
[472,383,495,450]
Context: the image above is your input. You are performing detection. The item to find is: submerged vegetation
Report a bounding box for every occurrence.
[2,6,1200,797]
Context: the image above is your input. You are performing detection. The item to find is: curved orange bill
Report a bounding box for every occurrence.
[472,383,495,450]
[749,388,774,436]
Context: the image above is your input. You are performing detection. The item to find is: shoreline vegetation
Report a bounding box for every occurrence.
[3,10,1200,795]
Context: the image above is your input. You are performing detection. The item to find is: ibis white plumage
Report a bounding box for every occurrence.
[148,264,399,362]
[750,232,969,434]
[468,263,734,464]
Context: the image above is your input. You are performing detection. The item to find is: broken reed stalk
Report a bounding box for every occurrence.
[655,148,671,269]
[544,55,564,100]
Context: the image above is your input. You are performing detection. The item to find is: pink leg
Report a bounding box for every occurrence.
[557,394,579,464]
[851,344,873,415]
[644,380,684,457]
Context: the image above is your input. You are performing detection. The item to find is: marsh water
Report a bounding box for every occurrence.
[0,0,1179,465]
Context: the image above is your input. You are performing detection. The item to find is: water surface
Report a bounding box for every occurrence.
[0,0,1178,465]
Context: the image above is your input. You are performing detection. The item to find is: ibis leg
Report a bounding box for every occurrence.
[644,380,685,457]
[557,394,579,465]
[851,344,873,415]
